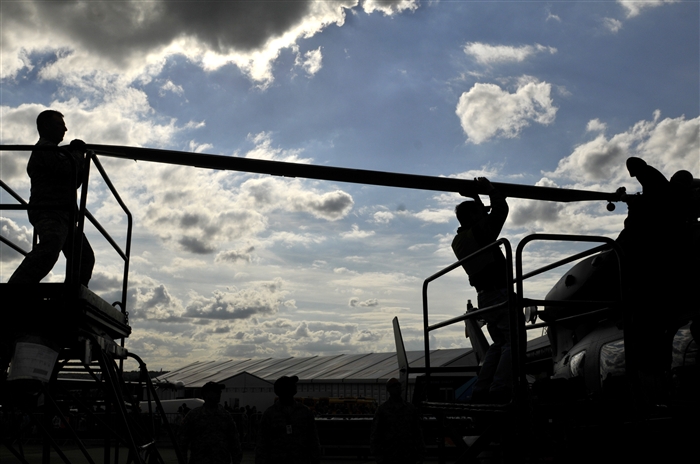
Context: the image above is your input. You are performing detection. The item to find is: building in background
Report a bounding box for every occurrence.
[153,348,478,411]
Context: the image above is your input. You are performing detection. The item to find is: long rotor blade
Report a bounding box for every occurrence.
[2,144,619,202]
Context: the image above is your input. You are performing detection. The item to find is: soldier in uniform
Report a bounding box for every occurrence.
[8,109,94,286]
[370,378,424,464]
[179,381,242,464]
[255,375,320,464]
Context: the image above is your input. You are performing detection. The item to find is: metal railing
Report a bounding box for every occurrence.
[420,233,626,405]
[0,145,133,315]
[514,234,627,378]
[421,238,519,397]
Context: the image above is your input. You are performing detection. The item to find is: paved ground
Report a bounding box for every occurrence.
[0,445,444,463]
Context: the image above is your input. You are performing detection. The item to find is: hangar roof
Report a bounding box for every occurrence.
[155,348,476,388]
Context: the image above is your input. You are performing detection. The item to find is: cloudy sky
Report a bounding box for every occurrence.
[1,1,698,371]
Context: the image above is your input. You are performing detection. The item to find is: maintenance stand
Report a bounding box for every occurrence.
[1,147,181,464]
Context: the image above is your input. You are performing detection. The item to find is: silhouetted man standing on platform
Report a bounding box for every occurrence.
[8,110,94,286]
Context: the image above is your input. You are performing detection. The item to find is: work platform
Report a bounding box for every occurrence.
[0,283,131,342]
[1,147,180,464]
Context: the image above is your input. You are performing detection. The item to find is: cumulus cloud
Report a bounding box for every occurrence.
[215,246,255,264]
[159,80,184,97]
[618,0,679,18]
[546,112,700,185]
[341,224,375,239]
[0,217,32,257]
[216,317,390,359]
[546,10,561,22]
[240,176,354,221]
[127,277,187,322]
[602,17,623,33]
[243,132,312,163]
[1,1,416,87]
[188,140,214,154]
[414,208,453,224]
[289,189,354,220]
[463,42,557,65]
[363,0,420,16]
[184,278,288,320]
[506,112,699,235]
[117,133,352,256]
[586,119,607,133]
[141,171,268,254]
[295,47,324,77]
[1,94,186,150]
[1,1,360,86]
[455,77,558,144]
[371,211,395,224]
[266,231,326,248]
[349,297,379,307]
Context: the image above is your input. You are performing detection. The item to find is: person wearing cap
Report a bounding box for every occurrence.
[179,381,242,464]
[370,378,424,464]
[452,177,511,404]
[255,375,320,464]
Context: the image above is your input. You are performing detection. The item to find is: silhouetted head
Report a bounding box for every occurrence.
[201,381,223,407]
[274,375,298,401]
[36,110,67,143]
[670,170,693,188]
[626,157,647,178]
[455,200,483,228]
[386,377,402,399]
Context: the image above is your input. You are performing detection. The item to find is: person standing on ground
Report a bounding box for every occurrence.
[370,378,425,464]
[452,177,512,404]
[179,382,242,464]
[256,375,320,464]
[8,109,94,286]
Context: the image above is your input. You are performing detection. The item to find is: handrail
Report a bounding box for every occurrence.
[514,234,627,381]
[90,153,133,315]
[421,233,626,407]
[0,146,132,319]
[422,238,518,399]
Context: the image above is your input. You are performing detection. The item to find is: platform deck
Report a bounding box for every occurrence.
[0,283,130,341]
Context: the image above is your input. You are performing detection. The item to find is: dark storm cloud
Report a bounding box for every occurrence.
[3,0,337,66]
